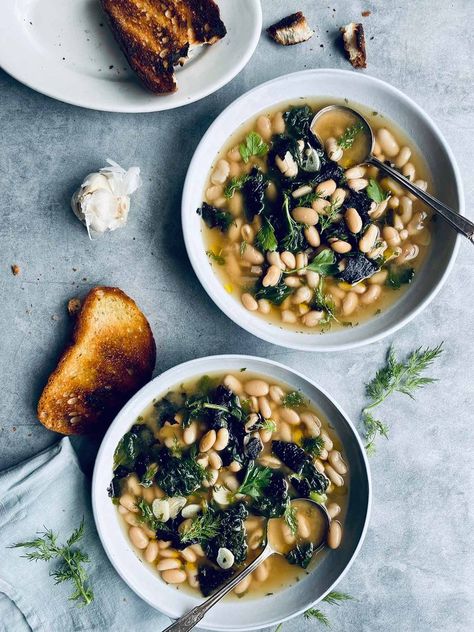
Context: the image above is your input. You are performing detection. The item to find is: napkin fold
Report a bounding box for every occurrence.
[0,439,170,632]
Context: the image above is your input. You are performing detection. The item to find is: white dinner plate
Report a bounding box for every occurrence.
[0,0,262,113]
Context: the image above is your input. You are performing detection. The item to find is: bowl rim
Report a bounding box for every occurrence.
[91,354,372,630]
[181,68,463,352]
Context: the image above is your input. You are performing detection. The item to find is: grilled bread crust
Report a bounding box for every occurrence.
[100,0,226,93]
[37,287,156,435]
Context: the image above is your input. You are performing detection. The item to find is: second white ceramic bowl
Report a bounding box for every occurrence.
[182,69,463,351]
[92,355,371,630]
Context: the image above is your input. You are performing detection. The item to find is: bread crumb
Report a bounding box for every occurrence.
[68,298,82,316]
[362,10,371,17]
[11,264,20,276]
[51,314,60,321]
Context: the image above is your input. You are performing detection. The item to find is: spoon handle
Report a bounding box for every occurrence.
[162,546,274,632]
[369,156,473,244]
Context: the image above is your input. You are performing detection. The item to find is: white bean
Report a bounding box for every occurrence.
[183,422,197,445]
[304,225,321,247]
[199,429,216,452]
[327,521,342,549]
[292,206,319,225]
[328,450,348,475]
[262,265,281,287]
[402,162,416,181]
[359,224,379,253]
[330,239,352,254]
[161,569,186,584]
[394,146,411,168]
[223,374,243,395]
[345,165,366,180]
[214,427,230,451]
[345,207,363,233]
[144,540,159,563]
[120,493,138,513]
[129,526,149,550]
[241,293,258,311]
[316,179,337,198]
[258,299,271,314]
[306,270,320,288]
[361,284,381,305]
[211,160,230,185]
[269,385,285,404]
[302,310,324,328]
[342,292,358,316]
[281,310,297,323]
[256,115,272,141]
[280,407,300,425]
[157,558,181,571]
[347,178,368,192]
[280,251,296,269]
[292,286,312,304]
[242,244,264,265]
[258,396,272,419]
[377,128,399,157]
[327,502,341,519]
[267,251,285,270]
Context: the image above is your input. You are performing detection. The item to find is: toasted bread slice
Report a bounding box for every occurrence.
[340,22,367,69]
[100,0,226,94]
[267,12,314,46]
[38,287,156,436]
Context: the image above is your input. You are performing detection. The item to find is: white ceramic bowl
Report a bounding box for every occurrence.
[92,355,371,631]
[182,70,463,351]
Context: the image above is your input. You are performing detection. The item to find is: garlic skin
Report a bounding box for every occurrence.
[71,159,141,238]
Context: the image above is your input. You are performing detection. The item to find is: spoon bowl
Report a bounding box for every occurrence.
[163,498,331,632]
[311,104,474,243]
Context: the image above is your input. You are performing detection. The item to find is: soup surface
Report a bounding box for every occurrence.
[108,372,348,599]
[198,99,432,332]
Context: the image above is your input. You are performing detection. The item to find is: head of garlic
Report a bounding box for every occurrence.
[71,159,141,238]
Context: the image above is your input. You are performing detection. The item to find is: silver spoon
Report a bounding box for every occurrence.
[162,498,331,632]
[311,105,473,244]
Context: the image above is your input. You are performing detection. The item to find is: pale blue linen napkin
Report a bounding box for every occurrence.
[0,438,171,632]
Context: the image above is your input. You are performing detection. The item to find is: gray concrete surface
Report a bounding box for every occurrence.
[1,1,473,630]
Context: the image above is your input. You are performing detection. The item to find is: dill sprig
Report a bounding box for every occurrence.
[337,122,364,149]
[304,608,330,626]
[362,343,444,453]
[302,436,325,458]
[180,510,221,544]
[322,591,354,606]
[281,390,305,408]
[11,520,94,606]
[284,503,298,536]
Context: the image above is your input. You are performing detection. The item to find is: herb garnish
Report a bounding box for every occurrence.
[304,592,354,627]
[255,216,278,252]
[239,132,269,163]
[238,462,272,499]
[313,278,340,329]
[302,436,325,458]
[224,175,250,198]
[139,462,158,487]
[136,498,163,531]
[362,343,444,453]
[180,510,222,545]
[305,249,338,276]
[318,201,343,233]
[254,280,293,306]
[284,503,298,536]
[337,122,364,149]
[366,178,389,203]
[281,391,305,408]
[12,520,94,606]
[206,249,225,265]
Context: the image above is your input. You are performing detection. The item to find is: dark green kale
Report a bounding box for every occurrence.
[290,462,329,498]
[113,424,154,469]
[338,251,380,285]
[254,280,293,306]
[283,105,314,138]
[197,203,234,232]
[154,397,178,426]
[155,448,206,496]
[286,542,315,569]
[272,440,309,474]
[241,167,268,220]
[385,266,415,289]
[204,503,248,566]
[252,471,289,518]
[280,193,305,252]
[198,565,233,597]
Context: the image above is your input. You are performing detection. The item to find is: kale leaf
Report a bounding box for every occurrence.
[254,280,292,306]
[252,471,289,518]
[385,265,415,289]
[338,251,380,285]
[290,462,329,498]
[155,448,206,496]
[197,203,234,232]
[204,503,249,566]
[113,424,154,469]
[198,565,233,597]
[286,542,315,569]
[241,167,268,220]
[283,105,314,138]
[272,440,309,474]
